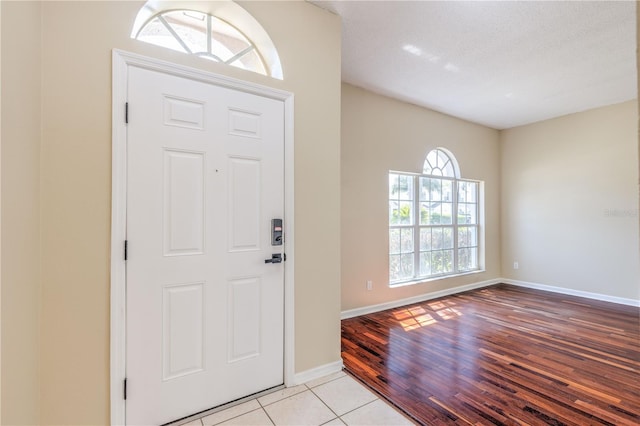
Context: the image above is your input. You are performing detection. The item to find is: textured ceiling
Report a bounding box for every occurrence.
[311,1,637,129]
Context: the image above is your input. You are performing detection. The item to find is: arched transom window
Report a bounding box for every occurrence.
[388,148,482,284]
[423,148,460,177]
[131,2,283,79]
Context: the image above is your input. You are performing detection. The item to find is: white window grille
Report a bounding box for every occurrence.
[131,2,283,79]
[389,149,482,284]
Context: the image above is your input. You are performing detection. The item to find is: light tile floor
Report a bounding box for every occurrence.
[178,371,415,426]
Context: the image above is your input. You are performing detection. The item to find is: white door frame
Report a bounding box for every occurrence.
[109,49,295,425]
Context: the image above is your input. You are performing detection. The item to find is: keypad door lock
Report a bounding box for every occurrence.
[271,219,283,246]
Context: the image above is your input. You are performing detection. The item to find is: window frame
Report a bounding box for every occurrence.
[131,2,283,79]
[389,158,483,286]
[135,9,267,75]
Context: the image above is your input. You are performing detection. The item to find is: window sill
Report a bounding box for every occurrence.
[389,269,485,288]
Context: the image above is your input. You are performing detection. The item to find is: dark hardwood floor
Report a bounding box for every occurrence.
[341,284,640,425]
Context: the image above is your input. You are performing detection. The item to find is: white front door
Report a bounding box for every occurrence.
[125,66,285,425]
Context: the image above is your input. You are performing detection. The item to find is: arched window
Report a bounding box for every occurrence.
[423,148,460,177]
[131,1,283,79]
[389,148,482,284]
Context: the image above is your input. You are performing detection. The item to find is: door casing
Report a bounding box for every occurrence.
[109,49,295,425]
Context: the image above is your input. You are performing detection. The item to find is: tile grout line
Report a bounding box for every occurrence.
[262,406,277,426]
[308,375,383,421]
[257,385,307,409]
[256,374,349,426]
[306,386,342,425]
[255,392,277,426]
[259,387,334,426]
[336,398,380,420]
[193,372,367,426]
[207,406,264,426]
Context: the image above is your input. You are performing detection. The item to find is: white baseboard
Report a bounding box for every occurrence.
[341,277,639,320]
[291,360,344,386]
[341,278,502,319]
[503,278,640,307]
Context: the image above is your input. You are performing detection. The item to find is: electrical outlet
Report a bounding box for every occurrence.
[366,280,373,291]
[513,261,519,270]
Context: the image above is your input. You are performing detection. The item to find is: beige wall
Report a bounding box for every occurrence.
[2,0,636,424]
[0,1,42,424]
[2,1,341,424]
[501,101,639,300]
[1,0,3,420]
[341,84,501,311]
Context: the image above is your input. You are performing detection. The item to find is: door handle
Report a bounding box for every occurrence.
[265,254,283,264]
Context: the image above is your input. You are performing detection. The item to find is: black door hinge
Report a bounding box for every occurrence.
[124,240,128,261]
[125,102,129,124]
[124,378,127,400]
